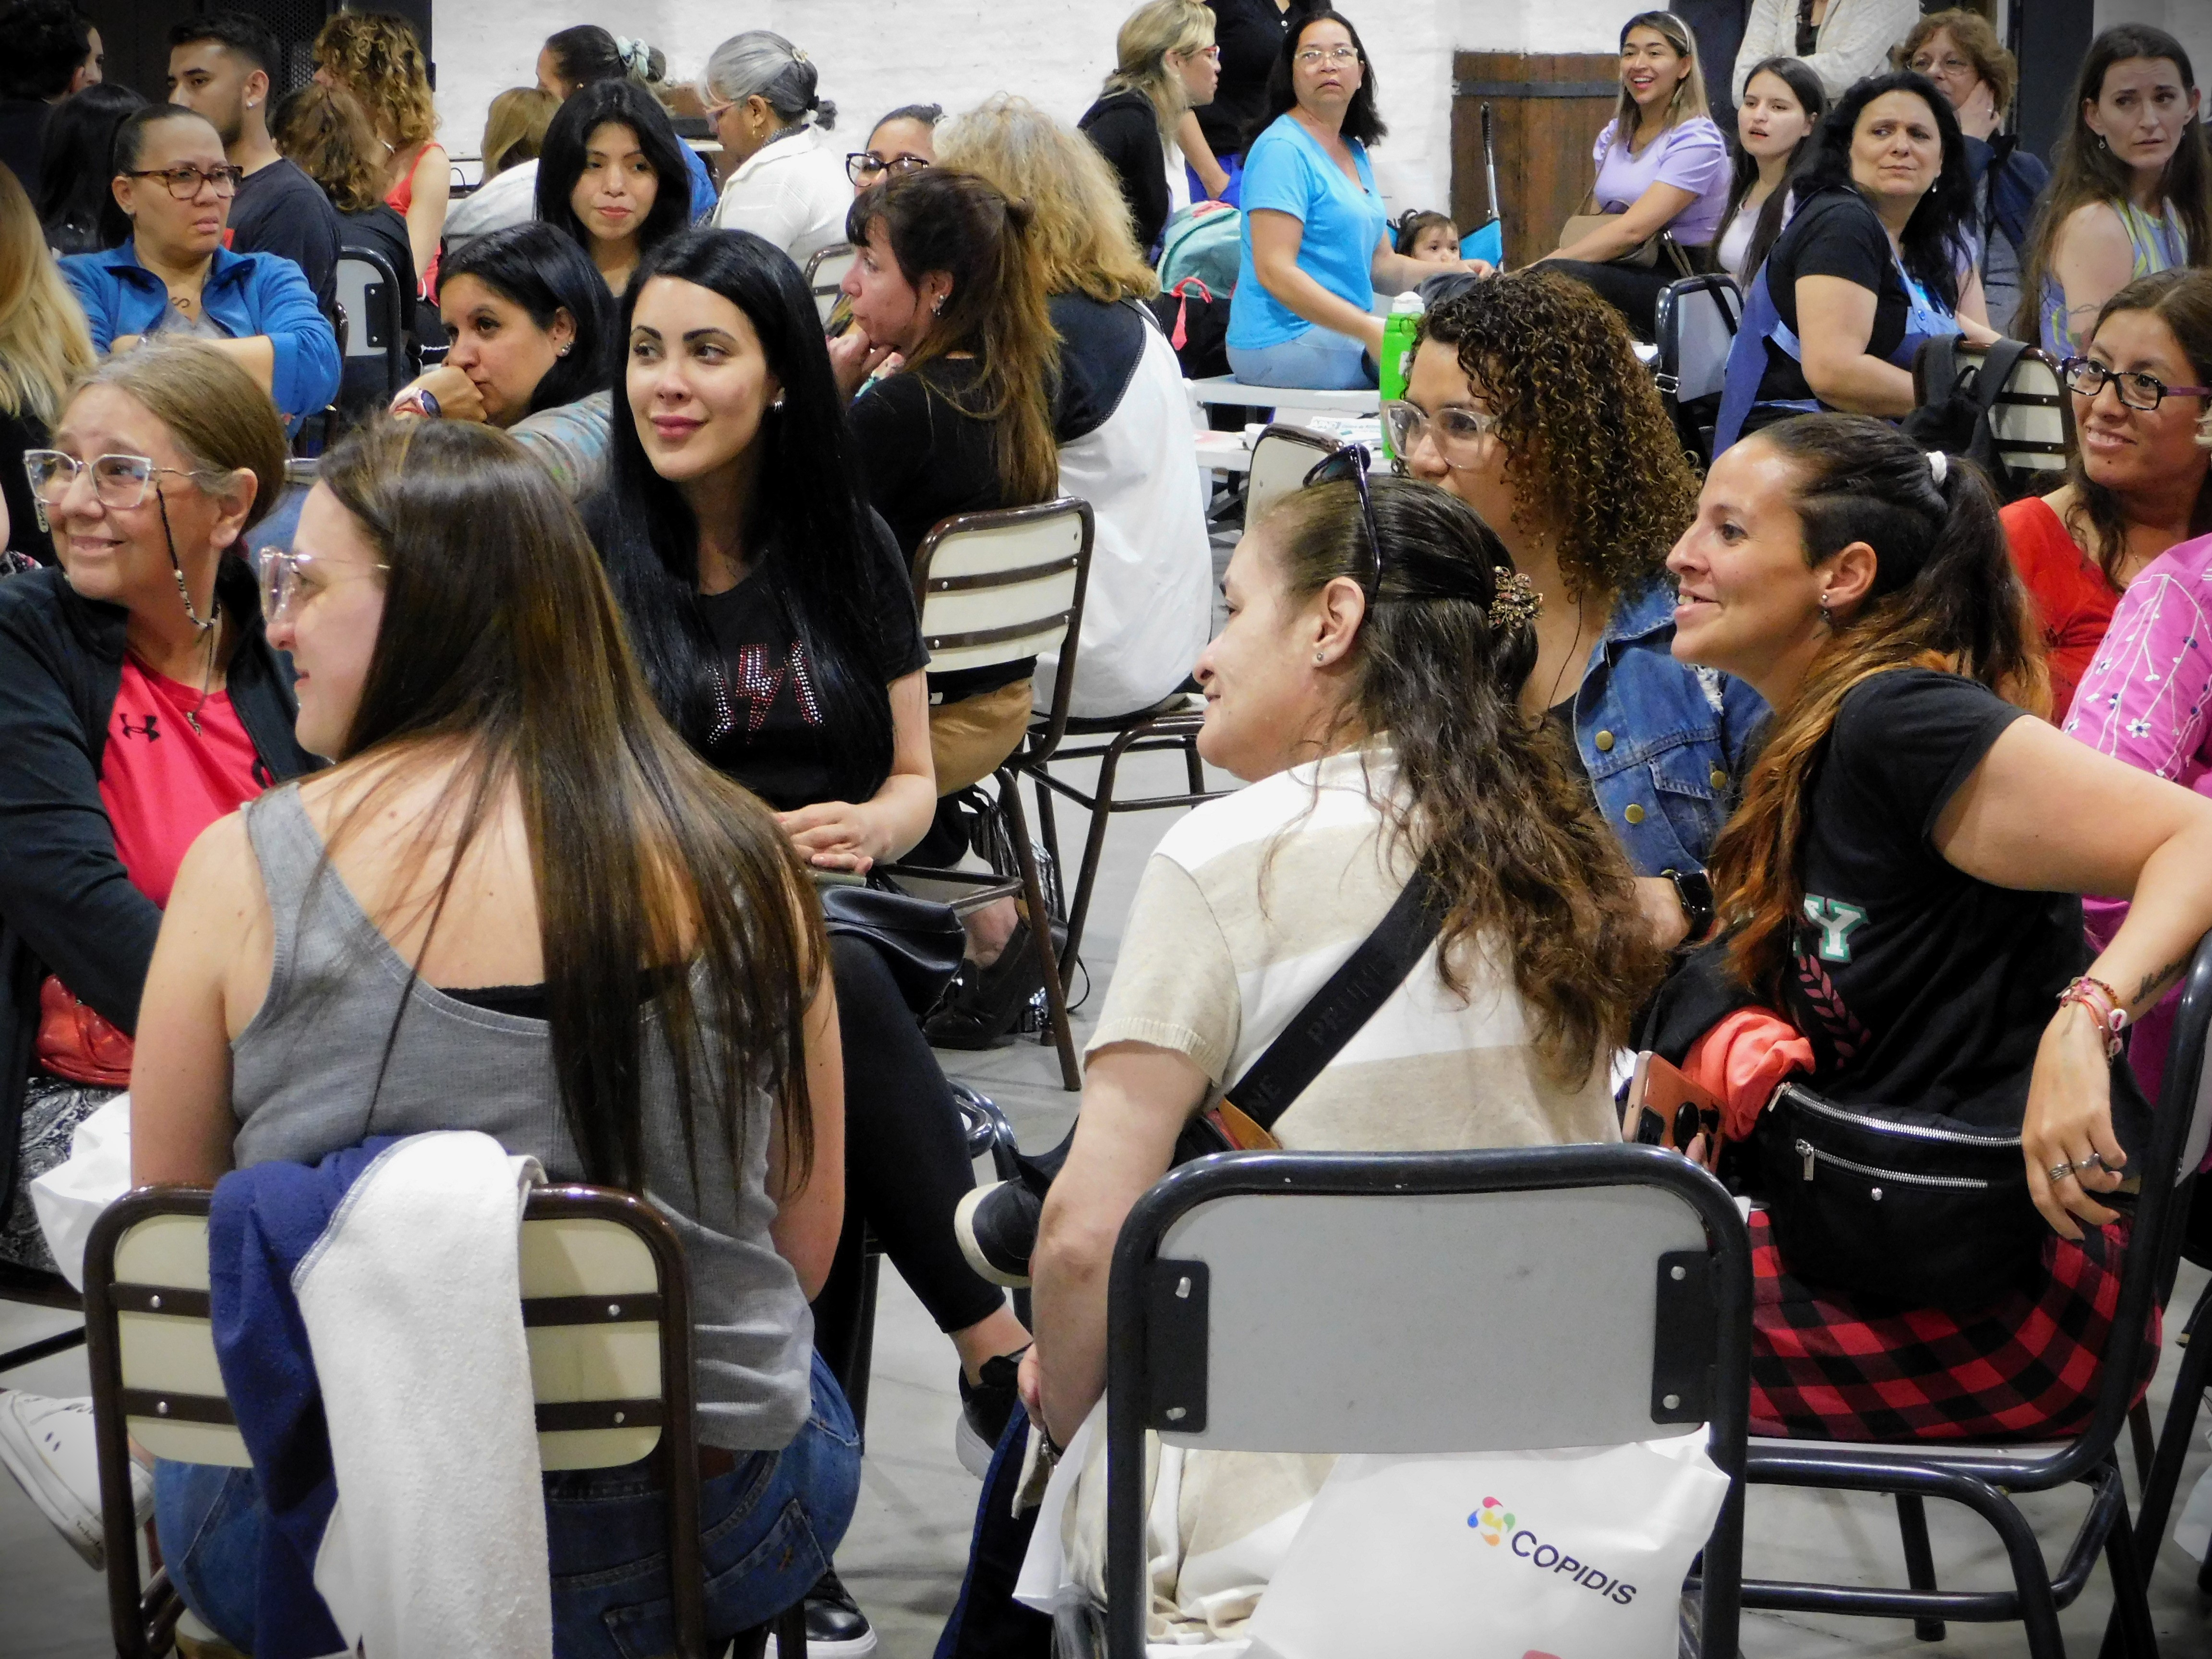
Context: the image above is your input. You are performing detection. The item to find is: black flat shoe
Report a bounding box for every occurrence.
[924,920,1067,1050]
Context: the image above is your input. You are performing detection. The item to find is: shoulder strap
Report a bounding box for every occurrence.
[1972,337,2031,423]
[1222,865,1445,1130]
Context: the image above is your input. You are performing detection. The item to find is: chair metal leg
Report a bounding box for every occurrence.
[0,1322,86,1373]
[998,766,1081,1090]
[1893,1494,1946,1643]
[1058,730,1140,992]
[2099,1501,2158,1659]
[2128,1398,2157,1487]
[773,1598,808,1658]
[2134,1277,2212,1553]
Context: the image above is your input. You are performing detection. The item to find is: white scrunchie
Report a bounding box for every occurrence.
[615,35,649,75]
[1928,450,1948,485]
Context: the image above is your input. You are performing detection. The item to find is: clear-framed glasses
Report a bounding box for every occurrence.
[846,151,931,184]
[1380,400,1496,467]
[1295,45,1361,68]
[2060,356,2212,412]
[1176,45,1223,63]
[1908,53,1975,80]
[1303,445,1383,602]
[22,449,206,511]
[122,163,245,199]
[254,546,392,624]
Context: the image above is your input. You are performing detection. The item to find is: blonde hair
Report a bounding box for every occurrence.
[1102,0,1215,143]
[481,86,560,178]
[0,164,95,424]
[1610,10,1711,145]
[313,12,437,154]
[937,94,1157,304]
[66,343,290,536]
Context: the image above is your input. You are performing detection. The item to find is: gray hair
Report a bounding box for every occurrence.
[700,30,836,131]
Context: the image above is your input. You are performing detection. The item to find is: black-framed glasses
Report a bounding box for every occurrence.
[122,164,245,200]
[1303,446,1382,601]
[2061,356,2212,412]
[23,449,209,511]
[846,152,930,184]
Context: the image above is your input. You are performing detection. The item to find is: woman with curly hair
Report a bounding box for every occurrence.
[1397,270,1765,945]
[312,12,445,292]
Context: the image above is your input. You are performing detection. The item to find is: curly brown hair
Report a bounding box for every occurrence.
[1417,271,1702,602]
[272,83,385,215]
[313,12,436,155]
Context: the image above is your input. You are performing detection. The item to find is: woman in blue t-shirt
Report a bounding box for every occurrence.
[1226,8,1487,389]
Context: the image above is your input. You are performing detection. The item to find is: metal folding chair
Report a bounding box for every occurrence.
[0,1259,84,1376]
[802,244,857,327]
[1655,274,1743,466]
[1103,1144,1751,1659]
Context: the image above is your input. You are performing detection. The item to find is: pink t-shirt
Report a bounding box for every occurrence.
[98,658,267,908]
[1590,115,1731,247]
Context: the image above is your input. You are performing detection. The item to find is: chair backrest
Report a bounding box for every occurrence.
[1655,274,1742,409]
[335,246,408,397]
[83,1183,703,1659]
[1984,345,2069,485]
[911,498,1094,761]
[803,243,857,326]
[1244,422,1338,535]
[1102,1144,1750,1659]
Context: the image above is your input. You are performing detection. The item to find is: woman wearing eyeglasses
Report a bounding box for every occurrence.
[847,104,939,196]
[0,345,315,1555]
[1080,0,1220,257]
[2002,271,2212,720]
[702,31,851,266]
[58,105,339,424]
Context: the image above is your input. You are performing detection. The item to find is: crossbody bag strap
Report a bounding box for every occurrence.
[1219,864,1445,1133]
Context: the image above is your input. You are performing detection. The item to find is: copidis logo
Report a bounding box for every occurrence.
[1469,1496,1514,1545]
[1469,1493,1638,1605]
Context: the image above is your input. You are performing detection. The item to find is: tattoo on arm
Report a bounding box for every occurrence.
[2134,952,2194,1009]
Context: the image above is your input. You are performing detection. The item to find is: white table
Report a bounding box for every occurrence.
[1185,375,1382,426]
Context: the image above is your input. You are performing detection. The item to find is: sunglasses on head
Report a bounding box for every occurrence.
[1302,445,1382,601]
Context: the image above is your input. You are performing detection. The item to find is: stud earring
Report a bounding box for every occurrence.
[1313,650,1325,664]
[932,295,946,316]
[556,343,571,357]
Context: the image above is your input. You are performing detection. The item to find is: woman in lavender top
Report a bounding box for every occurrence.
[1537,10,1730,341]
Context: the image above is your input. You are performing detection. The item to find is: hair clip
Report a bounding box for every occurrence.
[1488,568,1542,631]
[1927,450,1948,485]
[792,46,811,65]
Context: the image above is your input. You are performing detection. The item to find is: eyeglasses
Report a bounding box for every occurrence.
[122,164,245,200]
[254,546,391,624]
[847,152,931,184]
[1303,446,1383,601]
[1295,45,1361,68]
[2061,356,2212,412]
[1175,46,1223,63]
[1908,53,1975,78]
[1380,400,1495,466]
[23,450,212,511]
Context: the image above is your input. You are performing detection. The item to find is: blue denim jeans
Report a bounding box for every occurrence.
[155,1350,863,1659]
[1226,330,1374,390]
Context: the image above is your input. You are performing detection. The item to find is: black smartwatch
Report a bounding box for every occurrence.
[1660,867,1715,943]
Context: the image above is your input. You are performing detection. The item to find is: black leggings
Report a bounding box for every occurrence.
[1544,258,1671,342]
[829,932,1006,1334]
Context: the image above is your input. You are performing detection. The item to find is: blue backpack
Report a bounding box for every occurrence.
[1157,201,1242,300]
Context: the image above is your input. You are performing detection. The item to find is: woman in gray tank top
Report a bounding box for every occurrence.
[128,417,861,1657]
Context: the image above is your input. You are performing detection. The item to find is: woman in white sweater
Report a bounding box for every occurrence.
[702,31,850,266]
[1731,0,1920,104]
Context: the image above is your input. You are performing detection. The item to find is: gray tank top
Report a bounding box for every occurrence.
[230,785,813,1450]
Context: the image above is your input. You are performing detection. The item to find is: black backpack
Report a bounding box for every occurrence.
[1902,335,2035,501]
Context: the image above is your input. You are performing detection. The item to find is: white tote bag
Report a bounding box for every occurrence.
[1240,1431,1730,1659]
[27,1091,133,1292]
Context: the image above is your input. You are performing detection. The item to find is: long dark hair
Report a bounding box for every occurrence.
[1708,415,2044,997]
[1261,478,1664,1079]
[1724,56,1826,282]
[1782,72,1974,312]
[846,168,1059,509]
[536,80,692,269]
[440,223,615,415]
[592,227,899,804]
[35,81,143,253]
[2011,26,2212,345]
[1261,9,1386,148]
[317,416,822,1192]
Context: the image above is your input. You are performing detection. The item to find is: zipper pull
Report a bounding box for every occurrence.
[1796,1138,1815,1180]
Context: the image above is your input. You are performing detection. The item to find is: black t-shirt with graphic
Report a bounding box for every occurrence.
[1781,668,2111,1136]
[692,514,928,812]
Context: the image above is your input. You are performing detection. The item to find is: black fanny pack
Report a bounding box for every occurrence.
[1755,1082,2044,1308]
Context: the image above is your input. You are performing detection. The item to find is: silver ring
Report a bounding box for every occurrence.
[2049,1161,2075,1184]
[2078,1151,2105,1173]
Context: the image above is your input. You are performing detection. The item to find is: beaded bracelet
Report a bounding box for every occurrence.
[2059,974,2128,1060]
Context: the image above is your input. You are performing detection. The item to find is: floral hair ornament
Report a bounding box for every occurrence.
[1488,568,1542,631]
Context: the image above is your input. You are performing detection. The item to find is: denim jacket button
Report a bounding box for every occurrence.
[1595,730,1615,752]
[1624,803,1645,824]
[1710,768,1728,788]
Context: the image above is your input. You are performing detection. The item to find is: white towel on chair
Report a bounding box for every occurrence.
[297,1131,551,1659]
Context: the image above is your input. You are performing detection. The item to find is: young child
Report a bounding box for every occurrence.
[1393,209,1460,264]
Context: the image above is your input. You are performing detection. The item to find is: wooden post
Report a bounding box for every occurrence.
[1452,52,1623,272]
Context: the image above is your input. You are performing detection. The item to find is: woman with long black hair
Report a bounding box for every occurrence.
[536,78,692,298]
[589,225,1034,1656]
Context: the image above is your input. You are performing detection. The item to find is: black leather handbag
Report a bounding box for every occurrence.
[817,878,966,1018]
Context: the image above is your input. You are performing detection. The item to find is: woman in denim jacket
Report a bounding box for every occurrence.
[1394,270,1765,944]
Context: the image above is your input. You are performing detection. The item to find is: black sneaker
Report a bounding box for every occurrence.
[956,1348,1027,1478]
[953,1179,1042,1288]
[768,1566,876,1657]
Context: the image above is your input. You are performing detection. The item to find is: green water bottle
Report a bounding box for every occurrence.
[1378,291,1424,457]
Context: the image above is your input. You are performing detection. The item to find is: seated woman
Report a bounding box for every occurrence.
[944,477,1664,1651]
[311,12,446,298]
[1714,71,1999,455]
[0,163,95,567]
[536,27,717,223]
[35,80,143,255]
[1895,9,2048,329]
[60,104,340,426]
[1671,412,2212,1439]
[2014,26,2208,360]
[701,30,850,265]
[1226,9,1484,390]
[0,344,313,1564]
[382,224,616,500]
[1078,0,1218,258]
[1715,56,1823,289]
[1536,11,1731,342]
[2003,271,2212,720]
[129,416,856,1657]
[1399,271,1766,944]
[847,103,939,193]
[592,227,1034,1655]
[833,167,1061,803]
[440,85,561,252]
[537,79,692,299]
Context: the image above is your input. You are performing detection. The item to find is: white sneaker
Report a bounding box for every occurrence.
[0,1390,153,1571]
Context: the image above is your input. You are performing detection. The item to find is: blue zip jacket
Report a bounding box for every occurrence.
[1570,576,1767,877]
[60,242,341,422]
